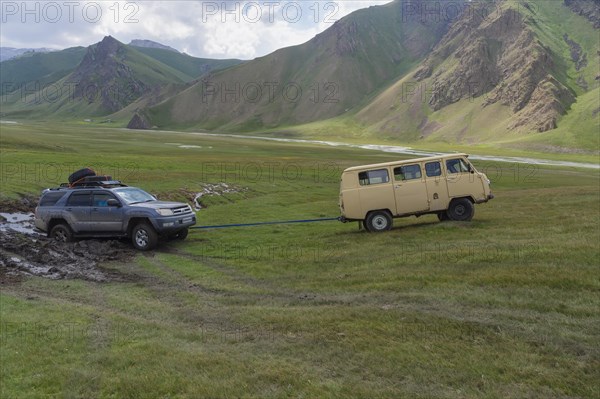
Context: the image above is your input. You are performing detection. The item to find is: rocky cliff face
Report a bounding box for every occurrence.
[413,5,575,132]
[68,36,147,113]
[564,0,600,28]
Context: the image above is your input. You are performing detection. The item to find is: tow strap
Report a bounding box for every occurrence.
[190,217,340,230]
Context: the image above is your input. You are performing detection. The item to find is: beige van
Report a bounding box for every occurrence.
[339,154,493,232]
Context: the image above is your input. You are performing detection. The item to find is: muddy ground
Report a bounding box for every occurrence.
[0,231,136,283]
[0,197,136,283]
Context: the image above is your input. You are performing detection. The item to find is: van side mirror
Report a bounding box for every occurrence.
[107,199,121,207]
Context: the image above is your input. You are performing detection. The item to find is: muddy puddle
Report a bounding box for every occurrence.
[0,229,136,283]
[1,206,135,283]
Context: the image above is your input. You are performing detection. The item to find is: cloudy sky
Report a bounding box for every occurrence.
[1,1,391,59]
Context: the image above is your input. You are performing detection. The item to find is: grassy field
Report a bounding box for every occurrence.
[1,123,599,398]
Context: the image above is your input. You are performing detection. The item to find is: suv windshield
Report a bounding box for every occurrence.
[113,188,156,205]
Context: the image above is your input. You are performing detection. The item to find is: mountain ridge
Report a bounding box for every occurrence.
[144,0,456,131]
[0,0,597,153]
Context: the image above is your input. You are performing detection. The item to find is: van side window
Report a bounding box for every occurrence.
[394,164,422,181]
[446,158,470,174]
[359,169,390,186]
[425,162,442,177]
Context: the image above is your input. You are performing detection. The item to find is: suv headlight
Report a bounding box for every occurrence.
[156,208,174,216]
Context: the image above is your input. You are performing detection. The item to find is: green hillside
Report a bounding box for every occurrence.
[0,47,86,93]
[1,37,192,118]
[146,0,454,131]
[132,47,244,81]
[354,0,599,151]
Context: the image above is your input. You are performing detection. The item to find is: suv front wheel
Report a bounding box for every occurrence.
[172,228,189,240]
[131,222,158,251]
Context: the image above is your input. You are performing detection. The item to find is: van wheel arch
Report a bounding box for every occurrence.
[364,210,393,232]
[447,197,475,221]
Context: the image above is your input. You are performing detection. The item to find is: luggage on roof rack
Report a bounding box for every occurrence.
[68,168,96,184]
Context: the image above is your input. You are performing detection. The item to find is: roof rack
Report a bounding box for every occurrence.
[56,181,128,189]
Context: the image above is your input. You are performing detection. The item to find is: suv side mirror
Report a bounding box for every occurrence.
[107,199,121,207]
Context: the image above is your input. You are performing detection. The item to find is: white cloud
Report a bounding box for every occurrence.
[0,1,392,58]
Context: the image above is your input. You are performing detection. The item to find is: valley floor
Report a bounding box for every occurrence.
[0,124,599,398]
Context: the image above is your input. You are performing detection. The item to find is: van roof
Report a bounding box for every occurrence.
[343,153,469,173]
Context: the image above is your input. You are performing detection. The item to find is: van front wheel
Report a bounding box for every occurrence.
[365,211,393,232]
[447,198,474,221]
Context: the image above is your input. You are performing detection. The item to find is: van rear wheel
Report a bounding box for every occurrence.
[365,211,393,232]
[447,198,474,221]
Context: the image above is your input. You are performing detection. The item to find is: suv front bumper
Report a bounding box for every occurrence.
[152,214,196,234]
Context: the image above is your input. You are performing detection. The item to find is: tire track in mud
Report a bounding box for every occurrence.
[139,253,272,337]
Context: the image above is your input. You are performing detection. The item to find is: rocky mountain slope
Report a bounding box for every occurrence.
[143,0,455,131]
[356,0,599,145]
[1,0,597,151]
[1,37,244,118]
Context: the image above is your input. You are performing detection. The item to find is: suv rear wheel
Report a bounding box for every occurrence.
[50,223,74,243]
[131,223,158,251]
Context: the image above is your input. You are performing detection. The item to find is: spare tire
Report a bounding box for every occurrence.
[68,168,96,184]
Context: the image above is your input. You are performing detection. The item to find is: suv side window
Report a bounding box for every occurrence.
[394,164,422,181]
[93,192,116,207]
[359,169,390,186]
[67,192,91,207]
[425,162,442,177]
[446,158,470,174]
[39,192,66,206]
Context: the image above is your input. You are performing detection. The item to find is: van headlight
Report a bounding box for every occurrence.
[156,208,174,216]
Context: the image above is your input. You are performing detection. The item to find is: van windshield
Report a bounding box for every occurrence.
[446,158,471,174]
[113,188,156,205]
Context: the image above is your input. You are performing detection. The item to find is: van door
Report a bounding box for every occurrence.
[392,164,429,215]
[357,168,396,217]
[445,157,475,198]
[424,161,449,211]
